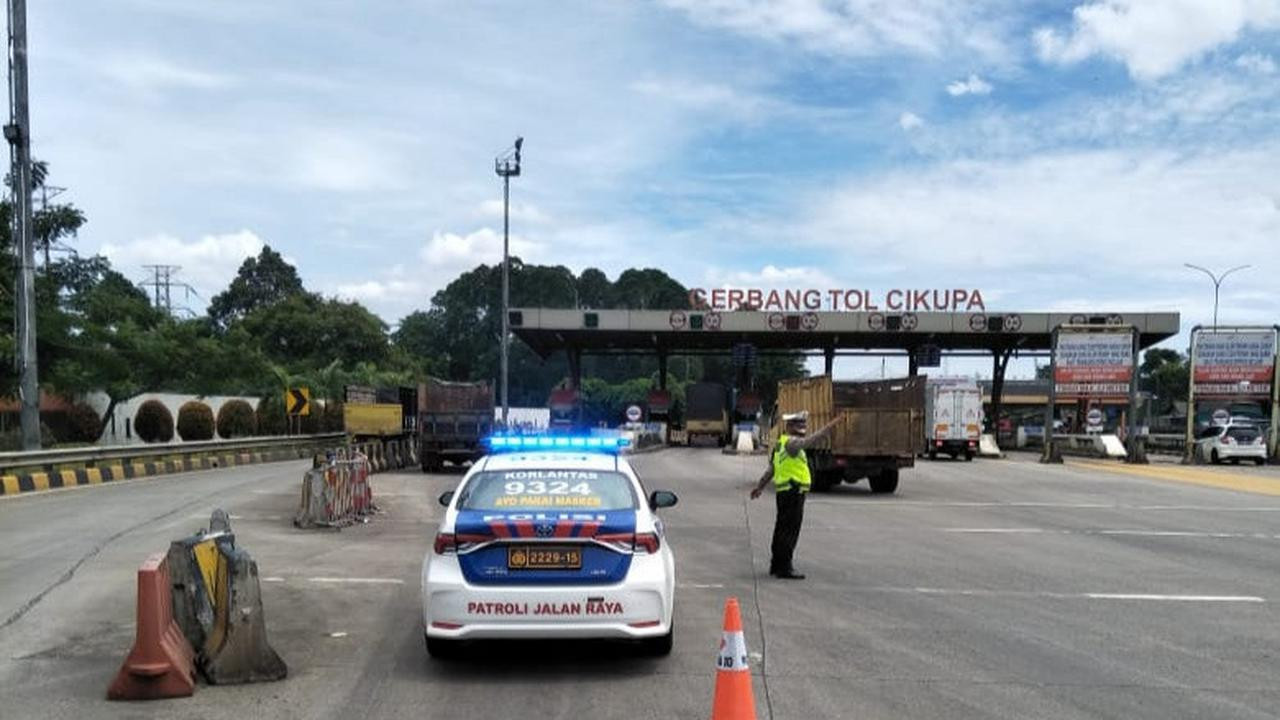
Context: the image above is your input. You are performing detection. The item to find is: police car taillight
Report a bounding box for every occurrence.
[595,532,661,554]
[434,532,489,554]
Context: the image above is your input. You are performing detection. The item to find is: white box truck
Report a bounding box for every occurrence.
[924,378,983,461]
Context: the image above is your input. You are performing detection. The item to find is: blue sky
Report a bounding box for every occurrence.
[21,1,1280,376]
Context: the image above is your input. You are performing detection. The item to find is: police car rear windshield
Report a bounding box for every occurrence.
[458,470,637,512]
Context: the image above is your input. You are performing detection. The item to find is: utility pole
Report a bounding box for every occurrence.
[6,0,40,449]
[494,137,522,427]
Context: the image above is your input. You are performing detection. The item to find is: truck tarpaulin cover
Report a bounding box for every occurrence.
[1193,330,1277,397]
[1054,332,1133,398]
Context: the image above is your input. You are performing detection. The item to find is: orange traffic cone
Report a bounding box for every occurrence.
[710,597,757,720]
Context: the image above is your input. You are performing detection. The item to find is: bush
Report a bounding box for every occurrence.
[135,400,174,443]
[256,396,287,436]
[216,399,257,438]
[64,403,104,443]
[177,401,215,441]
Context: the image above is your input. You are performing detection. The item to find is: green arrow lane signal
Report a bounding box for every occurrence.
[287,387,310,416]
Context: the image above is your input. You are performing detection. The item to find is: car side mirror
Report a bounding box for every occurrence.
[648,490,678,510]
[438,490,454,507]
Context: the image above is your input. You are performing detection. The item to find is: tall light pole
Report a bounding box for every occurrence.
[1184,263,1250,331]
[6,0,40,449]
[495,137,522,427]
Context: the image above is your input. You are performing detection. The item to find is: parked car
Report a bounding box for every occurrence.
[1194,423,1267,465]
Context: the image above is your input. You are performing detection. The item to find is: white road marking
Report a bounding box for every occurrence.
[679,583,726,589]
[327,631,349,638]
[262,576,285,583]
[944,528,1280,539]
[1084,594,1265,602]
[308,577,405,585]
[909,587,1265,602]
[945,528,1046,534]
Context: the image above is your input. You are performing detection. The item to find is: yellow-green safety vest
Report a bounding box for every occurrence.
[772,435,811,493]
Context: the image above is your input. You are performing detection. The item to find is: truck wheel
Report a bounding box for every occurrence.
[811,471,838,492]
[927,450,937,461]
[422,453,442,473]
[964,451,974,462]
[868,468,899,495]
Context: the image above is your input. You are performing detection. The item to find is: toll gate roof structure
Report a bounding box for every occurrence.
[509,308,1180,358]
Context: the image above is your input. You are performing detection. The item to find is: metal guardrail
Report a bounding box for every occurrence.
[0,433,346,472]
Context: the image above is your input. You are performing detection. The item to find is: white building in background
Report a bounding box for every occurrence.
[495,407,550,430]
[84,392,261,446]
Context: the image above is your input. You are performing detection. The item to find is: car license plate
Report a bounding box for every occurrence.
[508,545,581,570]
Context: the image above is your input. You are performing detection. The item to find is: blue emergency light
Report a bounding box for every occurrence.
[484,433,630,452]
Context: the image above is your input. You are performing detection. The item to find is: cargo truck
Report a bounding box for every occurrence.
[923,378,983,461]
[419,378,493,472]
[685,381,730,446]
[343,385,418,440]
[773,375,925,494]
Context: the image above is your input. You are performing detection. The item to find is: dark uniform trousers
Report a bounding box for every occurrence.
[769,484,806,574]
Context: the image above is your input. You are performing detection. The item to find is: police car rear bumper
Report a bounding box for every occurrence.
[422,552,672,640]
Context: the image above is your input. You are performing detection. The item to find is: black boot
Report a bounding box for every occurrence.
[776,568,805,580]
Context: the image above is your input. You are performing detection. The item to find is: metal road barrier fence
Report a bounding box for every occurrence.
[0,433,344,496]
[295,451,374,529]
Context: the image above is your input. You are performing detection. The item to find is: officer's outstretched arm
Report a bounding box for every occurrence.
[785,417,843,455]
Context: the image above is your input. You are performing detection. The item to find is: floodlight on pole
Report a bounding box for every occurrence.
[1184,263,1250,331]
[495,137,523,427]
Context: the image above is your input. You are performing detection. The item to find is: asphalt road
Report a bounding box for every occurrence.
[2,449,1279,719]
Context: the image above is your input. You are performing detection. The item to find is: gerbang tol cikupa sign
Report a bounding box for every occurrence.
[688,287,986,312]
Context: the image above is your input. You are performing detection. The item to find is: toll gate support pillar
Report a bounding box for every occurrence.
[991,347,1012,450]
[824,348,835,376]
[658,352,668,390]
[567,348,582,391]
[908,353,919,377]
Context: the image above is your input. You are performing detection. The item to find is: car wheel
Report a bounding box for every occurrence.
[1211,450,1221,464]
[425,633,459,660]
[1257,458,1268,466]
[640,628,673,657]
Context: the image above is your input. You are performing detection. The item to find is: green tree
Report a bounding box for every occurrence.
[1141,348,1189,412]
[239,294,390,369]
[207,246,305,329]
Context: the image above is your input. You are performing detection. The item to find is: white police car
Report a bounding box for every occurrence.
[421,434,678,658]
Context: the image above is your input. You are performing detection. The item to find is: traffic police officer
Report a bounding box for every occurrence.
[750,411,841,579]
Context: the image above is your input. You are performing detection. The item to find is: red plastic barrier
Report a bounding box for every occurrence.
[107,553,197,700]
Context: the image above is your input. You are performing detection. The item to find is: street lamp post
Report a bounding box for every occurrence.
[495,137,523,427]
[1184,263,1250,331]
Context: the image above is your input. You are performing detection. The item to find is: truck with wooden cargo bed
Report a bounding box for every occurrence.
[772,375,926,494]
[342,379,494,472]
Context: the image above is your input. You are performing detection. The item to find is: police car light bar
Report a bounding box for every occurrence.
[485,434,631,452]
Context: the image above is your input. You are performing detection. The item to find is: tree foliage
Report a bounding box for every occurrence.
[207,246,305,329]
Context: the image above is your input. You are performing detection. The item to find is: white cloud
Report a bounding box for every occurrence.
[1236,51,1277,73]
[946,73,993,96]
[798,146,1280,321]
[421,227,542,269]
[286,129,408,192]
[705,264,839,290]
[100,54,235,91]
[100,229,265,307]
[476,199,551,224]
[1035,0,1280,81]
[898,111,925,130]
[660,0,1013,60]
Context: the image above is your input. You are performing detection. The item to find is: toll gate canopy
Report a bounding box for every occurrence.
[509,308,1180,358]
